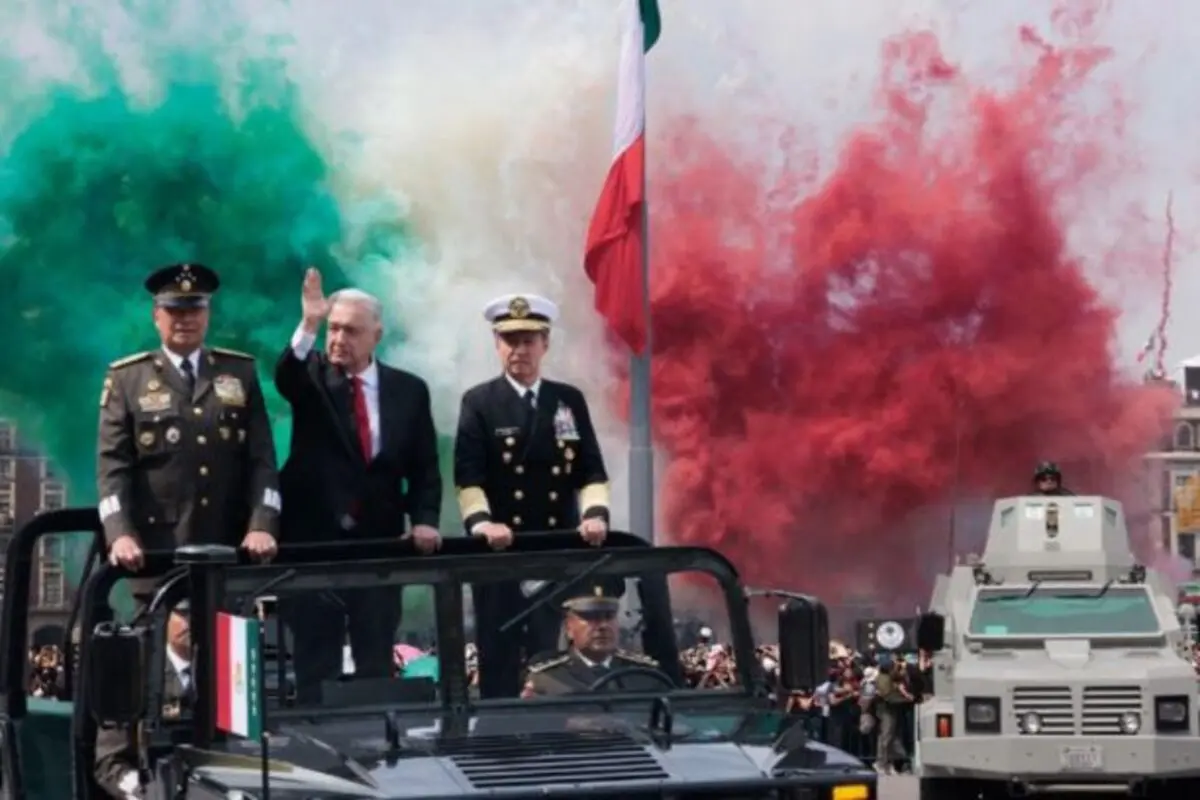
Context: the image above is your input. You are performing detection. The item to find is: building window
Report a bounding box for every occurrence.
[40,482,66,512]
[0,457,12,480]
[39,459,57,481]
[1176,423,1195,452]
[1180,532,1197,563]
[38,563,64,608]
[0,482,13,525]
[38,535,64,608]
[0,421,12,452]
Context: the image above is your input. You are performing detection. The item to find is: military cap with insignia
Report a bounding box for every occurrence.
[145,263,221,309]
[484,293,559,334]
[561,577,626,614]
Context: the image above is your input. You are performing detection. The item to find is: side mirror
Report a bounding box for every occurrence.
[86,622,146,725]
[915,612,946,652]
[777,596,829,692]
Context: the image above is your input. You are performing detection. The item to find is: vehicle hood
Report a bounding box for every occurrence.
[184,710,874,799]
[954,642,1196,689]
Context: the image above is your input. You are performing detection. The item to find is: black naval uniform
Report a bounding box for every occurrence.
[96,263,281,565]
[454,375,610,698]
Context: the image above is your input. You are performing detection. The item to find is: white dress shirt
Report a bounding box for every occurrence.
[506,373,541,406]
[576,650,613,669]
[291,324,381,458]
[161,347,201,380]
[167,648,192,691]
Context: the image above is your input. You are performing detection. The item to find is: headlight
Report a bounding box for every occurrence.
[1118,711,1141,735]
[1019,711,1042,735]
[964,696,1001,732]
[1155,695,1190,732]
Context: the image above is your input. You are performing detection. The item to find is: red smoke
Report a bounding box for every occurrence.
[619,7,1178,610]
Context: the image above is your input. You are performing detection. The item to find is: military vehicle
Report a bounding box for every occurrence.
[913,495,1200,799]
[0,508,877,800]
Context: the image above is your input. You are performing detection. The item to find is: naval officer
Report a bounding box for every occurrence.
[96,263,280,578]
[454,293,611,697]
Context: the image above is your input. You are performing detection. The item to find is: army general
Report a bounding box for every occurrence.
[453,293,612,698]
[96,263,280,574]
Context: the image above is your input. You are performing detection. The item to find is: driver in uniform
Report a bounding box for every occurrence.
[1033,462,1072,496]
[521,581,662,697]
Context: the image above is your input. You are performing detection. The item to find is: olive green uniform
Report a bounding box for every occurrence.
[96,347,280,550]
[524,649,665,696]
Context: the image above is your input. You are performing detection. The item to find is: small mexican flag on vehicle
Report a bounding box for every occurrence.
[215,611,263,739]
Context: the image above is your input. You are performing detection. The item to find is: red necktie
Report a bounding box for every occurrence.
[350,376,372,461]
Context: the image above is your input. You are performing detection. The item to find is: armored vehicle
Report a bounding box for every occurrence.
[0,508,876,800]
[913,495,1200,799]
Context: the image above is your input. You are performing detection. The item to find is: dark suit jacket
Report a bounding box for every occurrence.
[453,376,609,534]
[275,344,442,541]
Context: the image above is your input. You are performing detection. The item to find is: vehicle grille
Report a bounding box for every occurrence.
[1011,685,1145,736]
[444,731,668,790]
[1082,685,1143,735]
[1013,686,1074,735]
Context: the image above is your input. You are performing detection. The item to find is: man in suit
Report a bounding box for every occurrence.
[95,600,192,799]
[97,263,280,580]
[521,581,663,697]
[276,268,442,703]
[454,293,611,697]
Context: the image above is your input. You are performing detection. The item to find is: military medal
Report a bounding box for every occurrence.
[220,427,231,440]
[553,403,580,440]
[564,447,575,461]
[238,429,246,443]
[213,374,247,406]
[147,379,161,391]
[165,426,180,444]
[139,431,155,447]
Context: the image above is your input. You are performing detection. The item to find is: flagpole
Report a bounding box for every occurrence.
[628,83,654,544]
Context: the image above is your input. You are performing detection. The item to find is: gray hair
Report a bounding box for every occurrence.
[328,288,383,325]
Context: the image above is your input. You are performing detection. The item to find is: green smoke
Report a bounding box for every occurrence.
[0,2,450,618]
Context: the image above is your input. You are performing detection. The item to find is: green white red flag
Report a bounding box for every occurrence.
[584,0,661,355]
[215,611,263,739]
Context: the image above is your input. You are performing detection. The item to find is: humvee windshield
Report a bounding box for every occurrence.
[968,586,1161,636]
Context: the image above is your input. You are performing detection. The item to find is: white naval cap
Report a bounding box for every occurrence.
[483,293,559,334]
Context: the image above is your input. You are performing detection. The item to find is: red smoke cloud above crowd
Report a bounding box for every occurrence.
[620,5,1179,607]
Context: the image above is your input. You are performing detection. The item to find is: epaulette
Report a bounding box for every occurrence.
[209,347,255,360]
[108,351,153,370]
[615,650,659,667]
[526,653,571,674]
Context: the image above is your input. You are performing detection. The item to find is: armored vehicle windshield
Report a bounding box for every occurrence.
[968,585,1162,637]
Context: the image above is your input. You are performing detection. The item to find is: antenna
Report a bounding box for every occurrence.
[947,392,963,571]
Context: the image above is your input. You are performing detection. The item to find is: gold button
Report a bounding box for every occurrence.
[513,516,522,526]
[548,517,557,526]
[552,466,561,476]
[199,466,209,476]
[193,407,203,416]
[197,435,207,445]
[549,491,558,501]
[200,497,209,507]
[515,465,525,474]
[514,490,524,500]
[505,436,515,446]
[148,516,156,524]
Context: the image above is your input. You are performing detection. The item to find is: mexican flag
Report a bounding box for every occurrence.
[215,611,263,739]
[584,0,661,355]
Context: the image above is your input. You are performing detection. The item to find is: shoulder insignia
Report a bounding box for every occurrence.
[209,347,255,360]
[526,654,571,674]
[615,650,659,667]
[108,351,153,369]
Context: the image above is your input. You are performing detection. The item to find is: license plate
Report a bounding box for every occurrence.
[1060,746,1103,771]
